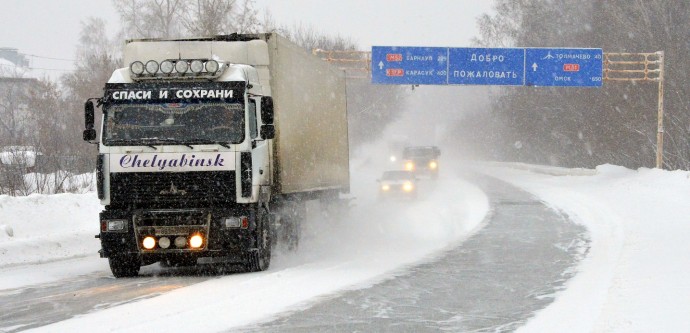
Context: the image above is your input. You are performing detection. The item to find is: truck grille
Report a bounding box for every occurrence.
[109,171,235,208]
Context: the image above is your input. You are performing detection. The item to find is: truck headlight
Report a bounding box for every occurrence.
[381,184,390,191]
[159,237,171,249]
[142,236,156,250]
[429,160,438,170]
[189,234,204,249]
[405,161,415,171]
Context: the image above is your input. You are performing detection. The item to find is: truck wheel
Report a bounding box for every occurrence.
[246,208,271,272]
[108,255,141,278]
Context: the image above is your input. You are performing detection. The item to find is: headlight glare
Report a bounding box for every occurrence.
[142,236,156,250]
[189,234,203,249]
[403,182,414,192]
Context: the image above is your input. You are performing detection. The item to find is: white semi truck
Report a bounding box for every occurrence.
[82,33,350,277]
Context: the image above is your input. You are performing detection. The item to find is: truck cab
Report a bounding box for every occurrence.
[84,40,276,277]
[83,33,349,278]
[402,146,441,179]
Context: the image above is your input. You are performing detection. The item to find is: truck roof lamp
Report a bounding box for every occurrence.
[205,60,220,74]
[145,60,159,74]
[160,60,174,74]
[175,60,189,74]
[190,59,204,73]
[129,59,225,80]
[130,61,145,75]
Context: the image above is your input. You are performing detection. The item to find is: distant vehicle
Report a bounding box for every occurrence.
[377,170,418,200]
[402,146,441,179]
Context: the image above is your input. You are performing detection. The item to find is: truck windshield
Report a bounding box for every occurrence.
[103,103,245,146]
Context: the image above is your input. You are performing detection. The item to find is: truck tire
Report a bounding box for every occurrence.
[108,255,141,278]
[245,208,271,272]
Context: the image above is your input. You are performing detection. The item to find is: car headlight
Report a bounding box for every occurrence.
[405,161,415,171]
[381,184,390,191]
[429,160,438,169]
[403,182,414,192]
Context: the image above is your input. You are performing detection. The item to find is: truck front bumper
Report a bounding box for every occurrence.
[99,207,258,263]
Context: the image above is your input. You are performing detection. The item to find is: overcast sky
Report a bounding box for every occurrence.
[0,0,493,79]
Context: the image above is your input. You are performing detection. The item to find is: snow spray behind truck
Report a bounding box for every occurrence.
[82,33,349,277]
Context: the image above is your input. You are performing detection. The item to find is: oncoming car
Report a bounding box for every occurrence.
[402,146,440,179]
[377,170,418,200]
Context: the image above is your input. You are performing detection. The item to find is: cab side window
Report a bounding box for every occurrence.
[248,99,258,139]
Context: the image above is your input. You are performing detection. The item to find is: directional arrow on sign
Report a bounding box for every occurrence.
[532,63,538,71]
[378,61,384,70]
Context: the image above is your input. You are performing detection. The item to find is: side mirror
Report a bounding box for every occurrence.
[83,129,97,141]
[260,125,275,139]
[85,100,95,129]
[84,100,96,142]
[261,96,274,124]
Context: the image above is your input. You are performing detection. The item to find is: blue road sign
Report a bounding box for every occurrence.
[371,46,448,85]
[525,48,603,87]
[447,48,524,86]
[371,46,603,88]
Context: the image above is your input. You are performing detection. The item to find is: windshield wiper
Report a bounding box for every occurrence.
[188,139,232,148]
[139,137,194,149]
[107,138,156,149]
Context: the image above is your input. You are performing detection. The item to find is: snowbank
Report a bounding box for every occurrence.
[0,192,101,267]
[482,163,690,333]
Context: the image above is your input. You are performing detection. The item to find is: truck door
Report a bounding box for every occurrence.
[249,98,270,187]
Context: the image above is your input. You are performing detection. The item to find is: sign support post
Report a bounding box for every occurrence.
[604,51,665,169]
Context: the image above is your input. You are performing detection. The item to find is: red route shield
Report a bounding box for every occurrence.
[563,64,580,72]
